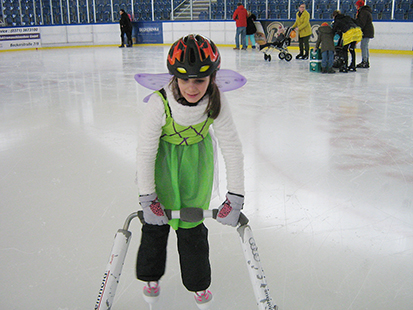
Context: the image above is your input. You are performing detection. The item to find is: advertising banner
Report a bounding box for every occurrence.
[132,22,163,44]
[0,27,41,50]
[256,21,324,45]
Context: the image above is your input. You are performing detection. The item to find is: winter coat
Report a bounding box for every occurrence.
[291,10,312,38]
[315,25,335,52]
[356,5,374,38]
[332,13,357,34]
[333,13,362,45]
[246,14,257,35]
[120,13,132,32]
[233,5,248,28]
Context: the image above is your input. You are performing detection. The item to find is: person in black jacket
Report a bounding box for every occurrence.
[332,10,362,72]
[355,0,374,68]
[119,9,132,48]
[246,11,257,49]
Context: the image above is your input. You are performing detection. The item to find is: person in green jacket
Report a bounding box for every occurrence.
[292,3,312,59]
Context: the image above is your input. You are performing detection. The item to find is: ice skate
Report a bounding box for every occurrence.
[143,281,160,305]
[194,290,213,310]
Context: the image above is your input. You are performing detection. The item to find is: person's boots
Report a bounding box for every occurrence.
[119,39,125,48]
[357,60,370,68]
[143,281,160,304]
[348,60,357,72]
[194,290,213,310]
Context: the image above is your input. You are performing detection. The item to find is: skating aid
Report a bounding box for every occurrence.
[95,212,138,310]
[95,208,277,310]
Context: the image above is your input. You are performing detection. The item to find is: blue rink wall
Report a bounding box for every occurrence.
[1,20,413,52]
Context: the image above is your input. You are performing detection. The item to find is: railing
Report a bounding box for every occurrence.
[1,0,412,26]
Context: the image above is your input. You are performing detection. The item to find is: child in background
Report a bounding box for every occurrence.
[315,22,336,74]
[135,34,245,310]
[246,11,257,48]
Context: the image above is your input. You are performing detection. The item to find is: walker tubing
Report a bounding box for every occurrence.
[95,208,275,310]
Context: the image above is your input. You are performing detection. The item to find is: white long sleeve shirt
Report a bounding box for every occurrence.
[136,85,245,197]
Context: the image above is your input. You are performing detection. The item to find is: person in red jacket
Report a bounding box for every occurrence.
[233,3,248,50]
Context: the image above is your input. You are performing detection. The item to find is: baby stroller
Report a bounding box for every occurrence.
[333,33,345,69]
[259,27,294,62]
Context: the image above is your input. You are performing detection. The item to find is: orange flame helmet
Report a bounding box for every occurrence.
[167,34,221,79]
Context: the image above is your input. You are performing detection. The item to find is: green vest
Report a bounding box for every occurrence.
[155,90,214,145]
[154,90,215,229]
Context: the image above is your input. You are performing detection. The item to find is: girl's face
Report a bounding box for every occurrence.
[177,76,210,104]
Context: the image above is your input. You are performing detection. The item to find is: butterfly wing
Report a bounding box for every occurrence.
[135,70,247,102]
[215,69,247,91]
[134,73,172,90]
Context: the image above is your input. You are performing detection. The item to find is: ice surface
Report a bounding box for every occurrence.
[0,46,412,310]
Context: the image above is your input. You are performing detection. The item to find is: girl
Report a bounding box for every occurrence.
[135,34,245,309]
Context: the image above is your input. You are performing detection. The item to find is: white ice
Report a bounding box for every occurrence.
[1,46,412,310]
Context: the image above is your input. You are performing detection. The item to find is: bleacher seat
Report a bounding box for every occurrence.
[322,9,334,19]
[374,0,386,12]
[371,8,379,19]
[314,9,323,19]
[394,8,405,19]
[398,0,411,11]
[279,11,288,19]
[381,8,391,19]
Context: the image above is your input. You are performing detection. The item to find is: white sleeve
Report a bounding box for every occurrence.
[136,94,165,196]
[212,92,245,196]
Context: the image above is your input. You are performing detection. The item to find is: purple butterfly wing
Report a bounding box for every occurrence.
[134,73,172,90]
[134,73,172,102]
[216,69,247,91]
[135,70,246,102]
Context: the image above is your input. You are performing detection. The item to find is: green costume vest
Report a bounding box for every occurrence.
[154,90,215,230]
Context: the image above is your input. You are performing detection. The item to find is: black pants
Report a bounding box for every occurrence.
[136,223,211,292]
[342,41,357,68]
[298,35,310,56]
[120,29,132,46]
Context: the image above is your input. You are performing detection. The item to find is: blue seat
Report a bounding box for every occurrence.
[374,0,386,12]
[322,10,333,19]
[314,9,322,19]
[380,8,391,19]
[394,8,406,19]
[279,11,288,19]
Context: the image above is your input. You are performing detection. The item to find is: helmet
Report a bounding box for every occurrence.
[167,34,221,79]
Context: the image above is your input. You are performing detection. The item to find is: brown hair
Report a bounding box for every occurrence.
[332,10,341,17]
[169,71,221,119]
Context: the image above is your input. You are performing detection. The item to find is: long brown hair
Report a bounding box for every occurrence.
[169,71,221,119]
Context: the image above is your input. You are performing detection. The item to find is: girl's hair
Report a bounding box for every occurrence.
[169,71,221,119]
[332,10,341,17]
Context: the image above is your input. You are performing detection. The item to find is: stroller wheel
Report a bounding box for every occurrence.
[278,52,286,60]
[285,53,293,61]
[264,54,268,61]
[268,54,272,62]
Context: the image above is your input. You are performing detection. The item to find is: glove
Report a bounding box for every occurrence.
[216,192,244,227]
[139,193,169,225]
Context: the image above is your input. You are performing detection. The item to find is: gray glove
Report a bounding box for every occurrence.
[216,192,244,227]
[139,193,169,225]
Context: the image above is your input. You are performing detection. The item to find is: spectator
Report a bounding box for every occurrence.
[246,11,257,49]
[332,10,362,72]
[291,3,312,59]
[233,3,248,50]
[355,0,374,68]
[119,9,132,48]
[315,22,336,74]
